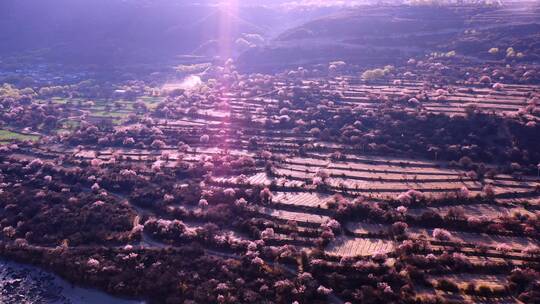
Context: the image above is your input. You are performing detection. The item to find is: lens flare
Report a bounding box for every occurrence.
[218,0,239,61]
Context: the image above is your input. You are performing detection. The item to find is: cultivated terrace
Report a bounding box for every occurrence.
[0,54,539,304]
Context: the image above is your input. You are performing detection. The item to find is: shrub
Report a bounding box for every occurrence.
[479,75,492,84]
[432,228,452,241]
[488,47,499,54]
[362,69,386,80]
[361,66,393,80]
[465,282,476,294]
[437,279,459,292]
[477,284,493,296]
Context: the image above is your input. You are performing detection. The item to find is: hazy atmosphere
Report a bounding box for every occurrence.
[0,0,539,303]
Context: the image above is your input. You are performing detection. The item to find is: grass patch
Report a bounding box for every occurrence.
[92,111,128,118]
[58,120,80,131]
[0,130,39,142]
[139,96,164,110]
[50,97,71,104]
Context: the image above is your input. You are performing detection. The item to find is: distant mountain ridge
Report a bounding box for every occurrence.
[0,0,271,64]
[0,0,343,65]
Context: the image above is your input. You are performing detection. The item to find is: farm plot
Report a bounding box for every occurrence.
[346,222,392,236]
[428,274,508,290]
[406,204,537,219]
[277,155,538,200]
[324,177,479,192]
[485,176,540,194]
[497,195,540,206]
[212,173,274,187]
[414,291,518,304]
[407,227,540,252]
[49,97,135,120]
[326,236,395,258]
[275,160,481,198]
[330,75,540,117]
[417,274,516,304]
[64,145,256,165]
[153,118,210,127]
[267,233,318,247]
[257,207,331,226]
[0,129,40,142]
[272,192,340,209]
[138,96,165,110]
[287,154,470,175]
[279,162,472,183]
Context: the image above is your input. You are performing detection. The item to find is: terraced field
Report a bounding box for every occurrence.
[326,236,395,258]
[1,21,540,301]
[408,227,540,252]
[274,154,538,200]
[333,78,540,117]
[257,207,331,226]
[407,204,537,219]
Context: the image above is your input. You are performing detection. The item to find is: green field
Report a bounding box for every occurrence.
[92,111,129,118]
[34,95,166,128]
[48,96,164,112]
[139,96,163,110]
[0,129,39,142]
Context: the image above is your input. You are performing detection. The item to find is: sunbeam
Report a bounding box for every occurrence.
[218,0,240,61]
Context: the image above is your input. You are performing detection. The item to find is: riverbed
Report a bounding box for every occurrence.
[0,259,145,304]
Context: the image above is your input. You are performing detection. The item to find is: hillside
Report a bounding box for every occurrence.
[0,0,269,64]
[237,3,540,69]
[0,0,350,67]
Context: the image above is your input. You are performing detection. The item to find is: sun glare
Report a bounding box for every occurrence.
[218,0,240,60]
[2,0,540,303]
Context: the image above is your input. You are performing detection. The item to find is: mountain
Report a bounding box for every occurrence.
[0,0,272,65]
[0,0,359,66]
[238,3,540,69]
